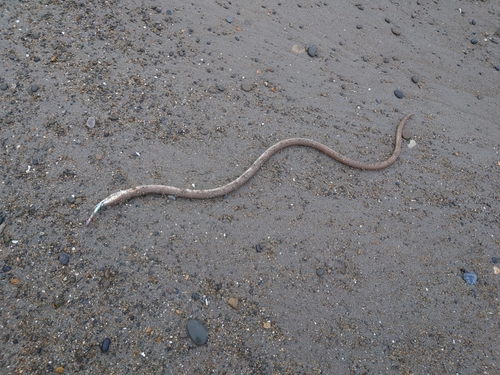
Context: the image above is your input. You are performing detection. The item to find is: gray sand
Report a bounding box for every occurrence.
[1,1,499,374]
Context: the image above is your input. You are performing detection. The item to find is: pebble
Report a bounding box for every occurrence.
[2,265,11,272]
[241,83,252,92]
[217,84,225,92]
[411,75,419,83]
[86,116,96,128]
[493,258,499,264]
[34,57,40,62]
[101,338,111,352]
[470,38,478,45]
[394,89,404,99]
[191,292,200,300]
[226,16,233,23]
[67,196,75,204]
[109,114,118,121]
[227,297,239,310]
[255,244,263,253]
[187,319,207,345]
[494,65,500,71]
[306,44,317,57]
[0,83,8,90]
[167,195,176,201]
[408,139,417,148]
[316,268,325,277]
[0,216,4,225]
[402,128,412,140]
[31,84,39,92]
[463,272,477,286]
[391,27,402,36]
[59,253,70,265]
[385,17,391,24]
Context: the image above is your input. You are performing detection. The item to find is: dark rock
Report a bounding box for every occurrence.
[101,338,111,352]
[394,89,404,99]
[187,319,208,345]
[307,45,317,57]
[316,268,325,277]
[463,272,477,286]
[470,38,478,45]
[411,75,419,83]
[59,253,70,265]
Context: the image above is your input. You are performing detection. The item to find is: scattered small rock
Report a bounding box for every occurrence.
[255,244,263,253]
[408,139,417,148]
[227,297,239,310]
[241,83,252,92]
[2,265,11,272]
[263,321,271,329]
[306,44,317,57]
[59,253,69,265]
[356,24,363,30]
[191,292,200,301]
[385,17,391,24]
[187,319,208,345]
[86,116,96,128]
[316,268,325,277]
[494,65,500,71]
[394,89,404,99]
[226,16,233,23]
[0,83,8,90]
[402,128,412,140]
[470,38,478,45]
[31,84,39,92]
[101,338,111,353]
[411,75,419,83]
[463,272,477,285]
[391,27,402,36]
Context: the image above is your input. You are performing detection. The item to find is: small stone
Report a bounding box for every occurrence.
[167,195,176,200]
[391,27,402,36]
[316,268,325,277]
[394,89,404,99]
[0,83,8,90]
[463,272,477,285]
[191,292,200,300]
[408,140,417,148]
[59,253,70,265]
[385,17,391,24]
[356,24,363,29]
[227,297,239,310]
[307,44,317,57]
[54,367,64,374]
[101,338,111,352]
[109,114,118,121]
[67,196,75,204]
[217,84,225,92]
[31,84,39,92]
[263,321,271,329]
[0,216,4,225]
[255,244,263,253]
[2,265,11,272]
[493,258,499,264]
[95,153,103,160]
[34,57,40,62]
[411,75,419,83]
[241,83,252,92]
[226,16,233,23]
[470,38,478,45]
[187,319,208,345]
[494,65,500,71]
[10,278,20,285]
[86,116,96,128]
[402,128,412,140]
[493,266,500,275]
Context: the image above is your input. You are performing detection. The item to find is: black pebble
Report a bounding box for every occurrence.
[492,258,499,264]
[495,65,500,71]
[411,75,419,83]
[34,57,40,62]
[0,216,4,224]
[394,89,404,99]
[2,265,11,272]
[307,45,317,57]
[226,16,233,23]
[0,83,8,90]
[316,268,325,277]
[191,292,200,300]
[31,84,39,92]
[471,19,476,25]
[255,244,263,253]
[375,99,381,104]
[59,253,70,265]
[470,38,478,44]
[166,10,172,15]
[101,338,111,352]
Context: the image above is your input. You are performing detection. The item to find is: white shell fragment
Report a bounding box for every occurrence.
[408,139,417,148]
